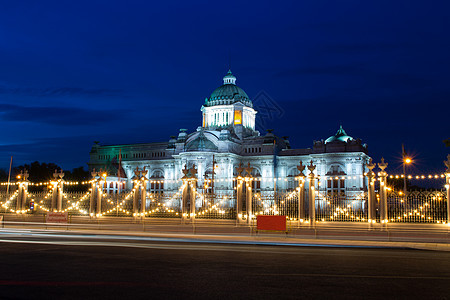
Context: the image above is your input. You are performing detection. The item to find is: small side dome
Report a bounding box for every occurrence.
[325,125,354,143]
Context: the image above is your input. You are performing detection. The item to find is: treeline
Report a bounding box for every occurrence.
[0,161,90,192]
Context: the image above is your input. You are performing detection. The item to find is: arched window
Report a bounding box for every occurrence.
[251,168,261,192]
[287,167,299,191]
[326,165,346,196]
[150,170,164,193]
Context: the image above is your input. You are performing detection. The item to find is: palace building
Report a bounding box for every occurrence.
[88,70,370,202]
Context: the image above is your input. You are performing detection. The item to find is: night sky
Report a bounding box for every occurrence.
[0,0,449,175]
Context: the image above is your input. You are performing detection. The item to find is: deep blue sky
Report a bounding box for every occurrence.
[0,0,449,175]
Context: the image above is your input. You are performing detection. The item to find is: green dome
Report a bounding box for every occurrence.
[204,70,253,108]
[325,126,354,143]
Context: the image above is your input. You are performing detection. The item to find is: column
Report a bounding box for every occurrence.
[96,183,102,216]
[246,179,253,224]
[181,179,189,221]
[57,180,64,212]
[133,181,139,216]
[244,163,254,224]
[140,181,147,216]
[51,182,57,212]
[90,182,96,216]
[444,155,450,225]
[307,161,316,227]
[378,158,388,228]
[298,176,305,222]
[235,163,245,222]
[20,181,28,211]
[367,159,376,226]
[189,180,196,220]
[296,161,306,224]
[236,177,243,221]
[16,178,23,211]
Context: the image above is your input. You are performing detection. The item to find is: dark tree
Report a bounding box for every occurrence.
[64,166,90,182]
[13,161,61,183]
[0,169,9,182]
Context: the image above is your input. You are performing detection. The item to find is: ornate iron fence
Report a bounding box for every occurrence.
[387,190,447,223]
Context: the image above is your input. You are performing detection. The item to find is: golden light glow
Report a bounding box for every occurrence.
[234,110,242,125]
[404,158,412,164]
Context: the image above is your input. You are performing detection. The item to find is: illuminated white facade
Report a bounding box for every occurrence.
[89,70,371,202]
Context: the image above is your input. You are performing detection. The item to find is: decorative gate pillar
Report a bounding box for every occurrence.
[235,163,245,222]
[444,155,450,225]
[89,169,104,217]
[97,171,106,216]
[367,159,377,226]
[307,161,316,227]
[140,174,148,216]
[131,167,148,217]
[378,158,388,227]
[133,180,139,216]
[181,164,198,221]
[16,169,30,212]
[90,170,99,216]
[245,162,254,225]
[296,161,306,223]
[51,169,64,212]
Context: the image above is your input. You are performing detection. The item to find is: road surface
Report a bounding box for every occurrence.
[0,229,449,299]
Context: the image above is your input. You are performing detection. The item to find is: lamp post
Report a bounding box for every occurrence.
[402,144,412,199]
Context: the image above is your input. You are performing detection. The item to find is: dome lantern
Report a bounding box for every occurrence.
[223,69,236,85]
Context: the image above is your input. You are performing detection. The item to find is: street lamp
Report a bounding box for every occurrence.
[402,144,412,199]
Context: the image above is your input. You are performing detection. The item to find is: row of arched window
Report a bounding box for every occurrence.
[132,152,166,159]
[244,147,262,154]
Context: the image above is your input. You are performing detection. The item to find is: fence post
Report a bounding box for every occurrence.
[297,161,306,225]
[140,180,147,216]
[235,163,245,223]
[142,169,148,218]
[367,159,376,227]
[90,171,97,217]
[246,180,253,225]
[51,182,57,212]
[57,175,64,212]
[378,158,388,229]
[181,179,188,221]
[245,163,254,225]
[236,178,243,222]
[180,164,197,222]
[16,171,23,212]
[444,155,450,225]
[97,183,102,216]
[132,181,139,217]
[16,169,30,212]
[307,161,316,227]
[189,179,196,222]
[21,179,28,212]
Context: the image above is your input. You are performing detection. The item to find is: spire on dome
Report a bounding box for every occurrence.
[223,69,236,85]
[324,125,354,143]
[335,125,347,137]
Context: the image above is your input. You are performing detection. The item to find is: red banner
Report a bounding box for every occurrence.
[257,215,286,231]
[46,212,68,223]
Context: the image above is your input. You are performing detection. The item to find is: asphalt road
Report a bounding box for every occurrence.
[0,230,449,300]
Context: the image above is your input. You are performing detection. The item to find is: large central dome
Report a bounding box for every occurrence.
[204,70,253,108]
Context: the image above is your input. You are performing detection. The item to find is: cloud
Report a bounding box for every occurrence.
[0,103,128,125]
[0,82,122,97]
